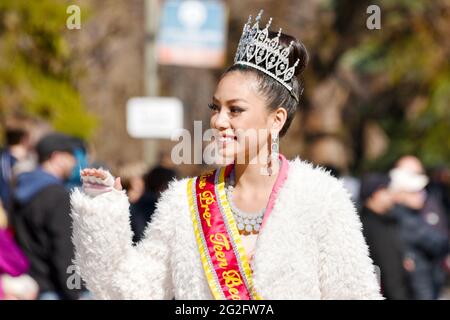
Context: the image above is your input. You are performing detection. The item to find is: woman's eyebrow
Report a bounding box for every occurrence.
[212,96,248,104]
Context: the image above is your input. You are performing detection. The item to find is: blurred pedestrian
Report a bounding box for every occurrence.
[428,166,450,230]
[395,156,449,235]
[0,202,38,300]
[0,126,31,215]
[130,166,177,243]
[428,166,450,280]
[360,173,411,299]
[117,161,147,204]
[390,157,449,299]
[10,133,82,300]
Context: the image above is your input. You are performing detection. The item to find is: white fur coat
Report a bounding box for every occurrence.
[70,158,383,300]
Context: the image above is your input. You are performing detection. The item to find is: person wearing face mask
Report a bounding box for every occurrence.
[70,11,382,300]
[389,160,449,299]
[10,133,82,300]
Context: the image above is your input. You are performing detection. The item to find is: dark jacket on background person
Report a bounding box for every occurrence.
[419,194,449,299]
[392,204,449,299]
[361,206,411,299]
[10,168,80,300]
[420,193,449,238]
[130,191,157,244]
[130,166,177,244]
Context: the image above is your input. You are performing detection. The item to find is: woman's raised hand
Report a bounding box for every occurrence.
[80,168,123,196]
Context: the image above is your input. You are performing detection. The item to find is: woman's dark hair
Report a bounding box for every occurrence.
[223,32,308,137]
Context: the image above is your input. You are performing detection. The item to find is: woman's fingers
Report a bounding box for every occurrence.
[93,170,105,179]
[113,177,123,191]
[81,168,95,176]
[81,168,107,180]
[81,168,117,197]
[81,168,115,188]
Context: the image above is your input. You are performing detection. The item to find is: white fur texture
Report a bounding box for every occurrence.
[70,158,383,300]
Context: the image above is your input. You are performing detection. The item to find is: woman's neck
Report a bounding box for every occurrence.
[233,153,280,190]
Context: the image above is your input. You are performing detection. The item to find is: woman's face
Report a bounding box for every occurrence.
[209,71,285,163]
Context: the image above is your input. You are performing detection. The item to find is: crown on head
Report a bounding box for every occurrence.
[234,10,301,102]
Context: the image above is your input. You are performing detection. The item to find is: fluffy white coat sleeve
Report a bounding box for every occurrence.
[316,178,384,300]
[70,184,177,300]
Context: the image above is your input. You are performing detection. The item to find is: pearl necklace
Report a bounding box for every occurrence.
[225,169,265,235]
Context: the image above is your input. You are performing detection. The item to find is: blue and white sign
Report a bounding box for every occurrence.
[157,0,228,68]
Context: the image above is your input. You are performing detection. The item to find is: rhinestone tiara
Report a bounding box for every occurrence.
[233,10,302,102]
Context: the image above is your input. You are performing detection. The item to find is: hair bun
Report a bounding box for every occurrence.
[291,39,308,76]
[268,31,308,77]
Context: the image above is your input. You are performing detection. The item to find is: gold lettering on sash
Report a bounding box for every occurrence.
[229,287,241,300]
[223,270,243,288]
[198,171,214,189]
[223,270,243,300]
[210,233,230,250]
[199,191,215,227]
[210,233,230,269]
[194,170,252,300]
[199,191,215,206]
[202,210,211,227]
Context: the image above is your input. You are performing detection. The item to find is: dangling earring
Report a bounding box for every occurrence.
[269,130,279,176]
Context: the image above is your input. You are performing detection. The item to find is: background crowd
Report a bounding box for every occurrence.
[0,119,178,300]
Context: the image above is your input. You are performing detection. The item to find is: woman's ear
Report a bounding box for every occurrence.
[271,106,287,132]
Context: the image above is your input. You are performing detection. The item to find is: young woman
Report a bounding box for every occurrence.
[71,11,382,300]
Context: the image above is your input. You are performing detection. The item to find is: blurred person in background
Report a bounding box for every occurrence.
[427,166,450,230]
[6,117,53,180]
[360,173,411,299]
[116,161,147,205]
[428,166,450,279]
[389,156,449,299]
[0,200,39,300]
[0,118,39,300]
[130,165,177,243]
[10,133,82,300]
[395,156,449,237]
[0,125,32,215]
[396,156,450,296]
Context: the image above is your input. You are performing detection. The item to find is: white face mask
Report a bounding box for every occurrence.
[389,167,429,193]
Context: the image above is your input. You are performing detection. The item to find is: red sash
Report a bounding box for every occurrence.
[187,165,260,300]
[187,155,289,300]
